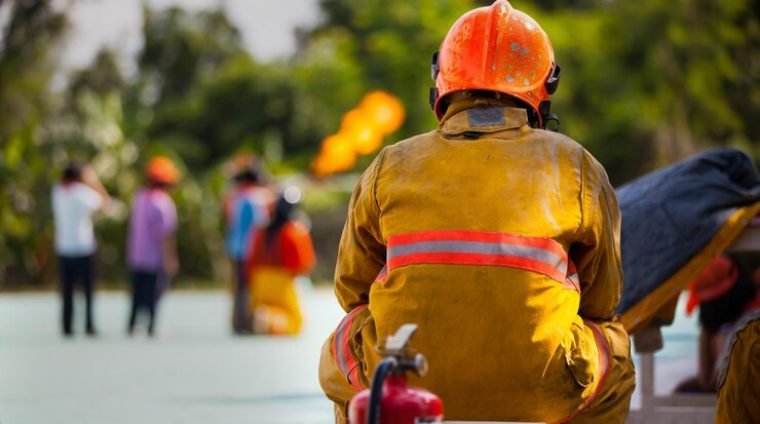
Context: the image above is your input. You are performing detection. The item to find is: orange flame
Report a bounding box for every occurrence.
[312,91,405,177]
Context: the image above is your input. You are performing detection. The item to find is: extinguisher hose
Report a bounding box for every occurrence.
[367,357,397,424]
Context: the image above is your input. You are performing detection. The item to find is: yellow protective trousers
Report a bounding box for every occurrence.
[319,103,634,422]
[320,308,634,423]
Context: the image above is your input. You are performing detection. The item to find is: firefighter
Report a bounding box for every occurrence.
[318,1,635,422]
[702,255,760,423]
[715,312,760,423]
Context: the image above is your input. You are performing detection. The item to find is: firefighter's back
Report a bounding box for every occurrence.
[366,116,602,422]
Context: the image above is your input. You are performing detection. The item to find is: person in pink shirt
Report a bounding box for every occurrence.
[126,156,180,337]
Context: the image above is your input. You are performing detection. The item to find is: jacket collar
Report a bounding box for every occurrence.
[439,99,530,138]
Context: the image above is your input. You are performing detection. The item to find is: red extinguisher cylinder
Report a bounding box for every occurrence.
[349,374,443,424]
[348,324,443,424]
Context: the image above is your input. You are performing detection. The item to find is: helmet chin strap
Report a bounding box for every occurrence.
[543,114,560,131]
[429,51,441,112]
[539,100,560,131]
[541,63,561,131]
[429,87,439,111]
[430,51,440,82]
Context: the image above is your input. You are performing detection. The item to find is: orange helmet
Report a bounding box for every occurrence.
[145,156,181,185]
[430,0,560,127]
[685,255,738,316]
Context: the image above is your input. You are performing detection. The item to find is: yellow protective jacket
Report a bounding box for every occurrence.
[716,311,760,424]
[325,101,633,423]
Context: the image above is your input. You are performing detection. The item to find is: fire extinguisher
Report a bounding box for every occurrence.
[348,324,444,424]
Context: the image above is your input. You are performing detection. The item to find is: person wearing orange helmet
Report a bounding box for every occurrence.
[318,1,634,422]
[126,156,181,337]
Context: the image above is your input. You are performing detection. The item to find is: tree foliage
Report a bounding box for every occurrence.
[0,0,68,287]
[1,0,758,287]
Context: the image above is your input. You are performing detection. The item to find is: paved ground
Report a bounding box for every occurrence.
[0,287,701,423]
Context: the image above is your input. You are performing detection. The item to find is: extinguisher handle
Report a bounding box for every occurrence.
[384,324,418,353]
[367,357,398,424]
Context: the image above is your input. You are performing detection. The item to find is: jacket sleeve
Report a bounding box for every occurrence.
[334,152,387,312]
[572,150,623,321]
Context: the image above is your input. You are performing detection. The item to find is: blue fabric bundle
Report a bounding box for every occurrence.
[616,148,760,313]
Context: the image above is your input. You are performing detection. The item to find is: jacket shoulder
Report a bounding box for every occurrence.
[530,129,603,169]
[532,128,585,151]
[377,130,440,165]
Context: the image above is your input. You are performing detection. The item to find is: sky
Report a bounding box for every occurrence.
[58,0,322,75]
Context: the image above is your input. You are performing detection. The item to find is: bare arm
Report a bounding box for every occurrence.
[162,235,179,277]
[81,166,111,211]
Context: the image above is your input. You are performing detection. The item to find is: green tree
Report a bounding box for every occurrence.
[139,6,243,103]
[136,6,314,170]
[603,0,760,163]
[0,0,68,288]
[304,0,759,184]
[304,0,474,139]
[67,49,126,101]
[3,0,759,288]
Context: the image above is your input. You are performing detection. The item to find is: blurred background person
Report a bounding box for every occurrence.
[0,0,757,422]
[222,153,274,334]
[126,156,180,337]
[674,253,760,393]
[246,187,315,335]
[51,162,110,337]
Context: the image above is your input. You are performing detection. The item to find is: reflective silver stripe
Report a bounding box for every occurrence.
[333,305,367,380]
[333,316,351,375]
[388,240,566,270]
[375,266,388,282]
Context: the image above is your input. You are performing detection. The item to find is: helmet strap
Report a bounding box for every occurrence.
[539,100,560,131]
[429,51,441,112]
[545,64,561,94]
[429,87,439,111]
[430,51,440,81]
[540,63,561,130]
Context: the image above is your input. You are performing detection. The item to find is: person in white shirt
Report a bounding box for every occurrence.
[51,163,110,336]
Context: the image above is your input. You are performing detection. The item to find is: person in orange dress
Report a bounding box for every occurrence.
[246,188,315,335]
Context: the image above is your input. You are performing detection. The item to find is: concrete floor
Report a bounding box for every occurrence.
[0,288,701,423]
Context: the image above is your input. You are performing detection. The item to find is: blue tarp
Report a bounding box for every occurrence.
[616,148,760,313]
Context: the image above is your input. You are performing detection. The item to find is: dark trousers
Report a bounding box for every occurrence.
[58,254,96,334]
[128,270,161,335]
[231,260,250,333]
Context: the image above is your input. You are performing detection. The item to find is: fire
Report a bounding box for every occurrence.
[312,91,405,177]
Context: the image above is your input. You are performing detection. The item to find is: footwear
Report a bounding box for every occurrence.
[86,328,98,337]
[252,307,270,334]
